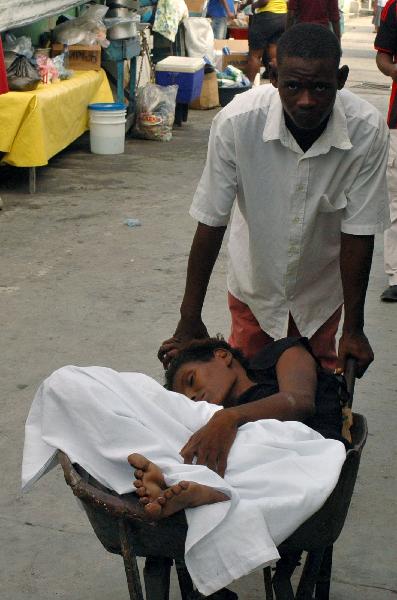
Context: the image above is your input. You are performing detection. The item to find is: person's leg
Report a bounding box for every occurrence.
[265,14,286,70]
[247,13,267,82]
[381,129,397,301]
[228,292,274,357]
[288,307,343,372]
[246,47,264,82]
[262,45,269,78]
[211,16,228,40]
[267,42,277,69]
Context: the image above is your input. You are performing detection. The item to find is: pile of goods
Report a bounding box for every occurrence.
[103,0,141,41]
[52,5,110,47]
[4,34,72,91]
[217,65,251,89]
[133,83,178,142]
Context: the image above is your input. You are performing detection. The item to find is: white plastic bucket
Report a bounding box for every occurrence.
[88,103,127,155]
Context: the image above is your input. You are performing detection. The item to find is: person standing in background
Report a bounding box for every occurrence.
[207,0,236,39]
[241,0,287,82]
[373,0,387,34]
[375,5,397,301]
[286,0,341,40]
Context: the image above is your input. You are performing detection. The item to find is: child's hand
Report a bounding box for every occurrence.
[180,409,239,477]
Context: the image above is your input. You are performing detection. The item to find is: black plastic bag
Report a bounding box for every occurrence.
[7,55,41,91]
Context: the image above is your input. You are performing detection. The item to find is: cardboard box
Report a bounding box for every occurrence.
[190,71,220,110]
[52,44,101,71]
[214,39,249,72]
[214,39,249,52]
[185,0,206,14]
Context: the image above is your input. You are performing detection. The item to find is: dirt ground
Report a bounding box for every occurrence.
[0,16,396,600]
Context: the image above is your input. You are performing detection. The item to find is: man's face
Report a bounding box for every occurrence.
[272,56,347,130]
[172,351,238,406]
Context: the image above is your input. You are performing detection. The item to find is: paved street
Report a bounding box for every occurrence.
[0,15,396,599]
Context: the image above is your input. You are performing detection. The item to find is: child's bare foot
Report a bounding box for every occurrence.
[128,453,166,504]
[144,481,229,521]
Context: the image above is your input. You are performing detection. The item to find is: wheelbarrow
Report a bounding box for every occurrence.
[59,358,367,600]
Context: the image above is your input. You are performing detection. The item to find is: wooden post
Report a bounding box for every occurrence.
[119,519,145,600]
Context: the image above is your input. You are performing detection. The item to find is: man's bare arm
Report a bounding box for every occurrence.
[220,0,235,18]
[158,223,226,366]
[376,51,397,81]
[337,232,374,377]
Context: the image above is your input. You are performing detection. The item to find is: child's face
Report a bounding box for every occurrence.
[172,350,239,406]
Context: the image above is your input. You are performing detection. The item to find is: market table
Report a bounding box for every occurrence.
[0,69,113,192]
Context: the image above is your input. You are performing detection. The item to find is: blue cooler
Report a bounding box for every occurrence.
[155,57,205,104]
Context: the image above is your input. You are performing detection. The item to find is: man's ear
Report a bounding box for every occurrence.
[214,349,233,366]
[337,65,349,90]
[269,64,278,88]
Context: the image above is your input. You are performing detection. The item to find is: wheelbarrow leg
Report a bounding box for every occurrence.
[119,520,145,600]
[175,559,195,600]
[272,551,301,599]
[263,566,274,599]
[314,545,333,600]
[144,556,173,600]
[295,549,325,600]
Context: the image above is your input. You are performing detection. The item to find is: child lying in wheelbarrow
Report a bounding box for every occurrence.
[22,336,347,596]
[132,335,349,519]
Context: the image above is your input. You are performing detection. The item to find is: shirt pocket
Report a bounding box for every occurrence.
[318,193,348,213]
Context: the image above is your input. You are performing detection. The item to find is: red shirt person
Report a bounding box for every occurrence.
[375,0,397,127]
[374,1,397,301]
[287,0,341,39]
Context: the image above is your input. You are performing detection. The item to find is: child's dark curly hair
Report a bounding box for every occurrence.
[164,336,249,390]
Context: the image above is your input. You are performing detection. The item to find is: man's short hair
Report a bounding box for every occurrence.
[277,24,342,69]
[164,337,249,390]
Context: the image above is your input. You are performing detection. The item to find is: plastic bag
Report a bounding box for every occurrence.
[6,55,41,91]
[183,17,215,64]
[52,55,73,80]
[4,33,34,58]
[52,5,110,47]
[36,55,59,84]
[133,84,178,142]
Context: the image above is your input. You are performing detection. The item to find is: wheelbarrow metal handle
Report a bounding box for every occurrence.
[344,357,357,408]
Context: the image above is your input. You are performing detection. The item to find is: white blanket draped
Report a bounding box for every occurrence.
[22,366,346,596]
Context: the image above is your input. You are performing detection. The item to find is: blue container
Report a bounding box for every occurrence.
[155,57,205,104]
[155,68,204,103]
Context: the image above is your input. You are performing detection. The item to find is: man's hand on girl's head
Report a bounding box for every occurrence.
[158,317,209,368]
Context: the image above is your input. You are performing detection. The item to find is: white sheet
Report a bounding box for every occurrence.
[22,365,346,596]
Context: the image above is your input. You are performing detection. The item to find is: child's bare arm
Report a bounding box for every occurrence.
[180,345,317,476]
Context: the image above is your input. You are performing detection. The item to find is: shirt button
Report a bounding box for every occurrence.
[292,216,300,224]
[296,185,305,192]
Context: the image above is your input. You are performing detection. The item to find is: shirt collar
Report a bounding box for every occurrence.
[262,91,353,157]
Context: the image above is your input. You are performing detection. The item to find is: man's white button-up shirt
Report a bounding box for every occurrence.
[190,85,389,339]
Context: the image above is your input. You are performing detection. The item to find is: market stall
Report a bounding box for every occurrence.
[0,2,118,192]
[0,69,112,167]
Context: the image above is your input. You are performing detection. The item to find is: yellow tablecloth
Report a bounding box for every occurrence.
[0,69,113,167]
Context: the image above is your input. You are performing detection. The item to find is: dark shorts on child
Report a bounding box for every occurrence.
[248,12,287,50]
